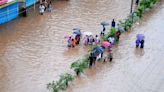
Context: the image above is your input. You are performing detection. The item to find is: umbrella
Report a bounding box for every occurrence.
[92,46,104,56]
[73,28,81,31]
[101,21,109,26]
[97,46,104,52]
[92,49,101,57]
[84,32,93,36]
[101,41,112,48]
[92,49,99,57]
[136,34,145,40]
[93,46,105,57]
[73,31,81,35]
[73,28,81,35]
[118,26,125,32]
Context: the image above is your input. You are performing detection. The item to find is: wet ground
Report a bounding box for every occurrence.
[0,0,131,92]
[66,1,164,92]
[0,0,164,92]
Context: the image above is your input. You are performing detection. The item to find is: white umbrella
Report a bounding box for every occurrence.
[83,32,93,36]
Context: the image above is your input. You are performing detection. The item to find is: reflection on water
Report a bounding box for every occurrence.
[134,48,145,57]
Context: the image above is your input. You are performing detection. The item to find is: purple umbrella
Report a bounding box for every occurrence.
[136,34,145,40]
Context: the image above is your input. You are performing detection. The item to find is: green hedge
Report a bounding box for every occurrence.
[118,0,158,31]
[47,73,74,92]
[71,57,89,76]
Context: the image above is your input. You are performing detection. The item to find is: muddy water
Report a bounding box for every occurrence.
[66,1,164,92]
[0,0,131,92]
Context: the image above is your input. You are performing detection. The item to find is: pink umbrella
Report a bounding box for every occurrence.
[101,41,112,48]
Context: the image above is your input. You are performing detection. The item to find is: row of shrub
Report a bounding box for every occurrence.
[47,0,158,92]
[47,56,90,92]
[47,73,74,92]
[118,0,158,32]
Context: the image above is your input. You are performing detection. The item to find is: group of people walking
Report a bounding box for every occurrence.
[39,0,52,15]
[67,31,81,48]
[65,17,145,68]
[101,19,121,44]
[88,45,113,68]
[84,35,100,45]
[66,19,121,68]
[101,19,116,36]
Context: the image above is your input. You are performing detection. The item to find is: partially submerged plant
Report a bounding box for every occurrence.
[109,27,117,37]
[101,34,108,41]
[47,81,60,92]
[59,73,74,87]
[47,73,74,92]
[138,4,145,15]
[71,59,88,76]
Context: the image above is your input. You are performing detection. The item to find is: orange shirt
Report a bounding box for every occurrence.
[72,39,76,46]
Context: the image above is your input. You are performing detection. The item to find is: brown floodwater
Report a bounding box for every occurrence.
[65,1,164,92]
[1,0,163,92]
[0,0,131,92]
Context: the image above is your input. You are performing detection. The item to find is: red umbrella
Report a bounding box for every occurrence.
[101,41,112,48]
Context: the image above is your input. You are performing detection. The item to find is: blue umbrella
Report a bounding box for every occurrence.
[101,21,109,26]
[137,34,145,40]
[73,28,81,31]
[92,46,104,57]
[73,31,81,35]
[92,49,99,57]
[96,46,104,53]
[73,28,81,35]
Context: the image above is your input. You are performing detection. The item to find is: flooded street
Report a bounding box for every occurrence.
[0,0,131,92]
[0,0,164,92]
[66,1,164,92]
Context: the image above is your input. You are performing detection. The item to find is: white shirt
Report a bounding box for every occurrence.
[39,5,45,13]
